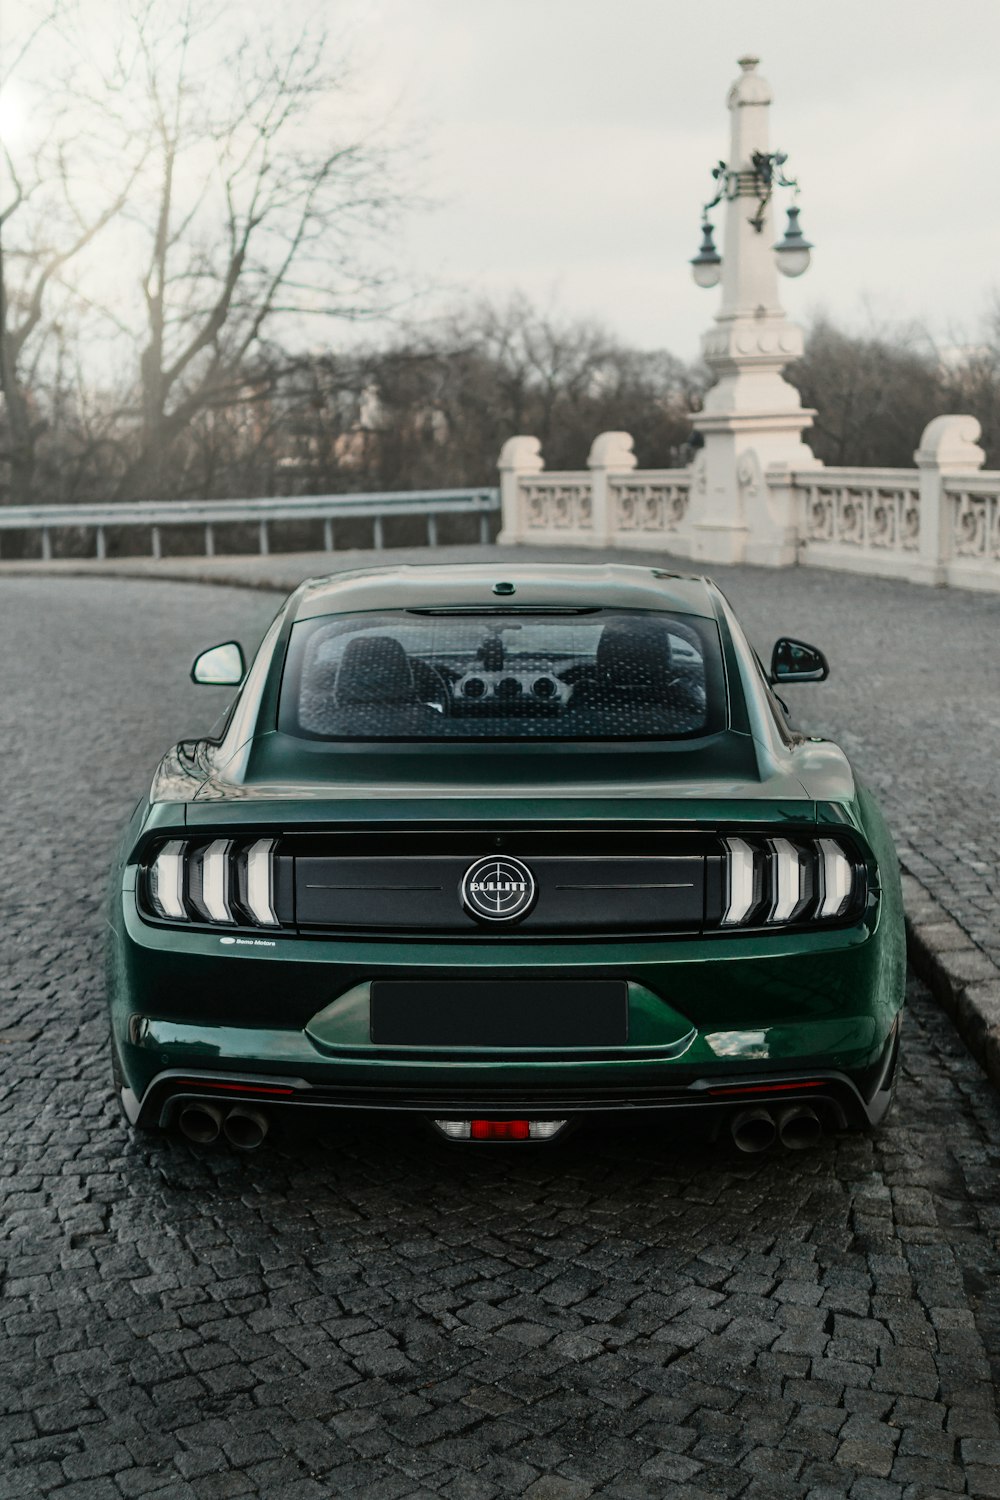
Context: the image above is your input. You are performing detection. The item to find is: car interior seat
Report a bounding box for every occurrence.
[336,636,418,705]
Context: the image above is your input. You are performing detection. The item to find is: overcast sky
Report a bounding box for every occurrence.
[336,0,1000,360]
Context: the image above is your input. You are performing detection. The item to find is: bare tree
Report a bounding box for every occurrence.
[0,0,410,505]
[0,4,149,502]
[789,315,946,467]
[272,296,703,495]
[108,1,405,499]
[942,300,1000,467]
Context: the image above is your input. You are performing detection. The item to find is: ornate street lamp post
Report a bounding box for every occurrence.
[691,149,814,287]
[685,57,821,568]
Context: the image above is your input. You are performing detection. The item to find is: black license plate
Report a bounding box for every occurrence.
[370,980,628,1048]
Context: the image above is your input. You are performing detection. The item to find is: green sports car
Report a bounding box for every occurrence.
[106,563,905,1152]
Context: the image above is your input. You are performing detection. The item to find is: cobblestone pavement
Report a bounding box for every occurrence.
[2,576,1000,1500]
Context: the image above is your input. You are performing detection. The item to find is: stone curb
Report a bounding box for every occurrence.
[901,870,1000,1091]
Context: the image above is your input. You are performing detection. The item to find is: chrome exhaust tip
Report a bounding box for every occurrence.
[777,1105,822,1150]
[730,1106,777,1154]
[178,1101,224,1145]
[222,1105,269,1152]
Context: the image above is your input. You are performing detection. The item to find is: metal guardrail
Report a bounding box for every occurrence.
[0,487,501,559]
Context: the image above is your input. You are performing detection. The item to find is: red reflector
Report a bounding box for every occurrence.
[470,1119,530,1140]
[176,1079,296,1097]
[707,1081,824,1097]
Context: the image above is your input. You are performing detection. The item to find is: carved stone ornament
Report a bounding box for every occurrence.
[737,451,761,498]
[612,479,691,535]
[587,431,637,472]
[914,415,985,474]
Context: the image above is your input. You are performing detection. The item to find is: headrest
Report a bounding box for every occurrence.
[336,635,415,705]
[595,618,672,691]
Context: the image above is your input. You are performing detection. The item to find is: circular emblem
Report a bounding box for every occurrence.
[461,856,537,924]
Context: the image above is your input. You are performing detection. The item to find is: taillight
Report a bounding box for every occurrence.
[145,838,281,928]
[720,834,863,929]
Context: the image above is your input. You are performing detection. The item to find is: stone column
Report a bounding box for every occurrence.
[587,431,636,547]
[497,436,544,544]
[689,57,820,567]
[914,414,985,584]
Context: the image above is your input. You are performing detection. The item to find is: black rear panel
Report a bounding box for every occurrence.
[296,854,706,932]
[283,829,721,936]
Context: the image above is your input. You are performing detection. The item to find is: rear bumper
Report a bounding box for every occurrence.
[126,1024,900,1133]
[109,888,906,1135]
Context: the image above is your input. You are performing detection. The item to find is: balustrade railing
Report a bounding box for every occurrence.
[946,477,1000,577]
[499,421,1000,593]
[610,472,691,540]
[794,466,1000,588]
[796,470,922,565]
[519,474,593,535]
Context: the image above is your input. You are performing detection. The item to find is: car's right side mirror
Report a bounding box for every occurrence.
[191,641,246,685]
[770,637,829,684]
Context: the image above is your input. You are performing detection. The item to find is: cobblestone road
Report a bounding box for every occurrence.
[2,577,1000,1500]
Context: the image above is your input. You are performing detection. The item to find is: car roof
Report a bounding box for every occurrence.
[292,563,719,621]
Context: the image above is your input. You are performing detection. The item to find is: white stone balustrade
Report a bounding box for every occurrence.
[498,430,692,551]
[610,473,693,546]
[496,415,1000,595]
[796,471,922,569]
[947,478,1000,589]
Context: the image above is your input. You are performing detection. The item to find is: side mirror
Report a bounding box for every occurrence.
[770,637,829,684]
[191,641,246,685]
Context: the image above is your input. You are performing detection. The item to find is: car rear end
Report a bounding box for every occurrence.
[110,795,903,1150]
[107,566,905,1150]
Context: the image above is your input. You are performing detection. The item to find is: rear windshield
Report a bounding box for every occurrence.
[279,608,726,741]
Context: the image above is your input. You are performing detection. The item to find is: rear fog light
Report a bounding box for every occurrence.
[434,1119,567,1141]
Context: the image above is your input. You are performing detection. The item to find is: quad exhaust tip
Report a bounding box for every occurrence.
[730,1103,822,1153]
[730,1107,777,1154]
[178,1101,224,1145]
[222,1106,270,1151]
[777,1105,822,1150]
[177,1101,269,1150]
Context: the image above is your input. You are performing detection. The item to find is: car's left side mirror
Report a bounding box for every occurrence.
[770,637,829,684]
[191,641,246,685]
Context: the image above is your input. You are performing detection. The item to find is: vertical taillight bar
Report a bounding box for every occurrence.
[149,840,187,920]
[817,838,853,919]
[244,838,279,927]
[722,837,757,925]
[200,839,235,924]
[768,838,806,924]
